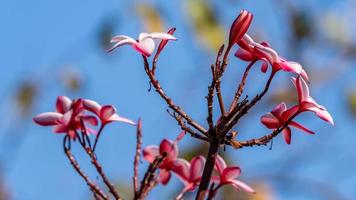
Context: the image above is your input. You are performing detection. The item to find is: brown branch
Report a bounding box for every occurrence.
[228,110,300,149]
[207,45,225,129]
[207,65,216,129]
[85,149,122,200]
[215,81,226,116]
[223,72,276,134]
[136,154,167,200]
[169,111,211,142]
[63,137,108,200]
[228,60,256,113]
[195,141,220,200]
[133,119,142,198]
[142,56,207,134]
[78,125,122,200]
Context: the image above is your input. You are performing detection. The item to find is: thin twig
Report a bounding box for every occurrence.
[136,154,167,200]
[169,110,211,142]
[228,60,256,113]
[142,56,207,134]
[228,110,300,149]
[133,119,143,197]
[63,136,108,200]
[78,124,122,200]
[92,124,105,152]
[223,72,276,134]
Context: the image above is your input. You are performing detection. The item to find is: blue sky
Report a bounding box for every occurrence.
[0,0,355,200]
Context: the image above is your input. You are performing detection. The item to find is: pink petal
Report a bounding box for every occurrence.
[279,61,302,74]
[172,158,191,184]
[282,127,292,145]
[155,28,176,58]
[53,124,67,133]
[301,69,310,83]
[221,167,241,182]
[82,115,98,126]
[294,76,310,104]
[237,34,255,52]
[229,180,255,193]
[99,105,116,123]
[56,96,72,114]
[142,145,159,163]
[260,113,280,129]
[305,106,334,126]
[254,43,279,64]
[107,113,136,125]
[214,155,227,176]
[271,102,287,117]
[146,32,177,40]
[235,48,254,61]
[133,37,155,57]
[33,112,63,126]
[107,35,137,53]
[289,121,315,134]
[260,59,268,73]
[159,169,171,185]
[159,139,178,161]
[83,99,101,116]
[280,105,299,122]
[190,156,205,181]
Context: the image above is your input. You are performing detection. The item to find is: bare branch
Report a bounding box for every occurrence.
[136,153,167,200]
[63,137,108,200]
[133,119,143,197]
[142,56,207,134]
[228,60,256,113]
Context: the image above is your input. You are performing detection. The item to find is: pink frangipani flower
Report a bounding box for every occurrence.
[108,31,177,57]
[235,34,309,81]
[33,96,98,139]
[173,156,206,198]
[83,99,135,126]
[228,10,253,49]
[143,139,179,185]
[261,102,315,144]
[213,155,255,193]
[261,76,333,144]
[292,76,334,125]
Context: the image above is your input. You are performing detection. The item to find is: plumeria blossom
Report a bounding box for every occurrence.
[213,155,255,193]
[235,34,309,81]
[261,76,333,144]
[228,10,253,49]
[143,139,180,185]
[33,96,98,139]
[108,31,177,57]
[173,156,206,198]
[261,102,315,144]
[292,76,334,125]
[83,99,135,126]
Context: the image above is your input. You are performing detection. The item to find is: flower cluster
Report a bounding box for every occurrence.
[33,96,135,140]
[143,136,253,198]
